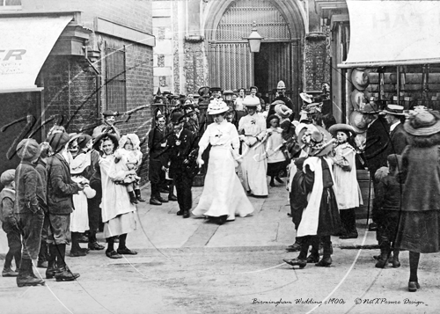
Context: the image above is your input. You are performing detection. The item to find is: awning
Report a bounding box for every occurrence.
[339,0,440,68]
[0,15,72,93]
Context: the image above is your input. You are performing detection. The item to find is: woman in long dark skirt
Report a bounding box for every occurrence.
[395,108,440,292]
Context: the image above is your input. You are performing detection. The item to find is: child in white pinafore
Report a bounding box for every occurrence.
[114,134,144,204]
[329,124,363,239]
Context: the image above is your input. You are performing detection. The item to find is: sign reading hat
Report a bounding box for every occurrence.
[351,68,370,91]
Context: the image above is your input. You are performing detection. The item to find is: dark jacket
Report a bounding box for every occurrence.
[388,123,408,155]
[375,174,403,211]
[47,153,80,215]
[35,159,48,211]
[364,116,389,175]
[0,188,17,225]
[15,161,45,214]
[401,138,440,212]
[148,126,170,166]
[168,128,197,178]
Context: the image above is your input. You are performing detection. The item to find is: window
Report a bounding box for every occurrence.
[105,46,126,113]
[0,0,22,9]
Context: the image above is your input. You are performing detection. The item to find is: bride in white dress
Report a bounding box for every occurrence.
[192,99,254,224]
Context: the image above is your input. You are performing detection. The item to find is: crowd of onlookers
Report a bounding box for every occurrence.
[0,113,140,287]
[2,82,440,292]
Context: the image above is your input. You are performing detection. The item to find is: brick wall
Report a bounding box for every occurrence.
[42,55,99,135]
[99,36,154,182]
[22,0,152,33]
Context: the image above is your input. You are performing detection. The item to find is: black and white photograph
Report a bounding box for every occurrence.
[0,0,439,313]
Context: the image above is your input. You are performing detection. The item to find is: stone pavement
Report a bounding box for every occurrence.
[125,181,378,251]
[1,181,439,314]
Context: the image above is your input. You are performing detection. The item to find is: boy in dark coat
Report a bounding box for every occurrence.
[374,154,403,268]
[15,139,45,287]
[0,169,21,277]
[46,131,84,281]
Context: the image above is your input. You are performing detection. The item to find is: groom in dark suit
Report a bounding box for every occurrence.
[168,111,198,218]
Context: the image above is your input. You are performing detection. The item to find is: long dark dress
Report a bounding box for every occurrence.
[395,143,440,253]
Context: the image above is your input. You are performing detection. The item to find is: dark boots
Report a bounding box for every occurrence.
[391,249,400,268]
[37,241,48,268]
[307,236,320,263]
[135,189,146,202]
[70,232,87,257]
[129,191,138,204]
[270,176,275,187]
[339,208,358,239]
[48,244,80,281]
[286,237,302,252]
[283,237,309,268]
[17,259,45,287]
[46,244,59,279]
[316,236,332,267]
[88,231,105,250]
[149,185,161,205]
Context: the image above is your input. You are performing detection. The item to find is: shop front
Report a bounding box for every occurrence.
[0,12,90,179]
[317,0,440,218]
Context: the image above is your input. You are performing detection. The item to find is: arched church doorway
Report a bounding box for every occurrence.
[206,0,303,107]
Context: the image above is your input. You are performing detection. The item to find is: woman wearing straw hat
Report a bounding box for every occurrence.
[193,100,254,224]
[238,94,268,197]
[395,108,440,292]
[284,132,340,268]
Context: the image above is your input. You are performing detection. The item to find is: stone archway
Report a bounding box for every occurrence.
[204,0,306,108]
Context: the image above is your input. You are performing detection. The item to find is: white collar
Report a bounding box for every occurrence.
[390,121,400,132]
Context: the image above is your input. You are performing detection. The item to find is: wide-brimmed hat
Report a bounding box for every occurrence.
[47,130,70,154]
[207,99,229,115]
[351,68,370,91]
[92,132,120,151]
[274,104,292,119]
[308,131,336,157]
[329,123,357,137]
[102,110,119,117]
[305,102,323,114]
[16,138,41,161]
[300,92,313,104]
[350,90,366,110]
[381,104,406,116]
[198,86,211,97]
[349,111,368,133]
[243,95,260,107]
[404,109,440,136]
[70,153,91,175]
[170,110,185,124]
